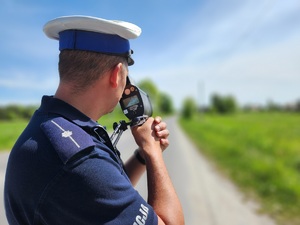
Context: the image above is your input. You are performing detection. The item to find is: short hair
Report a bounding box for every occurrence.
[58,50,128,93]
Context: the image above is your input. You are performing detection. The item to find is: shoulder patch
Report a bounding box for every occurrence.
[41,117,95,164]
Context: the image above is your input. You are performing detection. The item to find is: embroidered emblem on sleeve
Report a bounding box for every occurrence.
[41,117,95,164]
[51,120,80,148]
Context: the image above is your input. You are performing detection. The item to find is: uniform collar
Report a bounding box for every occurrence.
[39,95,102,130]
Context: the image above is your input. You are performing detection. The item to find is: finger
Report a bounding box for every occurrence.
[155,124,161,132]
[156,129,170,138]
[155,121,167,132]
[160,138,169,150]
[154,116,162,124]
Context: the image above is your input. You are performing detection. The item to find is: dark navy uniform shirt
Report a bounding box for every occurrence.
[4,95,157,225]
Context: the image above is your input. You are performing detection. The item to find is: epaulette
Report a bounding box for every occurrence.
[41,117,95,164]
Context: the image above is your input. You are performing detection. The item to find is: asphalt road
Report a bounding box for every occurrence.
[119,117,277,225]
[0,151,8,225]
[0,117,277,225]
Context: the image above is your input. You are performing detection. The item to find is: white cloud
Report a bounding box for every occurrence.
[0,69,58,91]
[214,34,300,80]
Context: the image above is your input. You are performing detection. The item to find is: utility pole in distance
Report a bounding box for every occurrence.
[197,80,205,113]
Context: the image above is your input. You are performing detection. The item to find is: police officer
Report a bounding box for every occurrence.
[4,16,184,225]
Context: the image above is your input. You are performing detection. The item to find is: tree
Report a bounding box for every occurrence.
[266,100,281,112]
[295,100,300,112]
[157,92,174,115]
[181,97,197,119]
[138,79,159,111]
[211,93,237,114]
[0,105,36,120]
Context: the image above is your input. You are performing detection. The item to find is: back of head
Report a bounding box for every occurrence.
[58,50,127,93]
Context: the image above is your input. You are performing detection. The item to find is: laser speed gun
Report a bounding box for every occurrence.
[119,77,152,126]
[110,77,153,148]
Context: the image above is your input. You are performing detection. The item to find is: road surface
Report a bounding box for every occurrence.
[0,117,276,225]
[0,152,8,225]
[118,117,276,225]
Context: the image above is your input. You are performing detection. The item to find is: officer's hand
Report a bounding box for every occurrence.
[153,116,169,151]
[131,117,169,157]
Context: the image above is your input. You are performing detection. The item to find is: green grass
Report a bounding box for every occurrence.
[179,112,300,224]
[0,109,126,151]
[0,120,28,151]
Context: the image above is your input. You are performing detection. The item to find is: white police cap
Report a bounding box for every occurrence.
[43,15,142,65]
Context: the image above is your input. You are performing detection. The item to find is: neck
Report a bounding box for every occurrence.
[54,83,107,121]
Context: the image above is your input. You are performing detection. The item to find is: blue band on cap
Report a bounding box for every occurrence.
[59,30,130,55]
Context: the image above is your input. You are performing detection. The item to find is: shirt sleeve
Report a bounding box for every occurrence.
[37,148,158,225]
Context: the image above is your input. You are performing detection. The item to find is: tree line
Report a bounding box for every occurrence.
[181,93,300,119]
[0,105,37,121]
[0,79,175,121]
[1,79,299,121]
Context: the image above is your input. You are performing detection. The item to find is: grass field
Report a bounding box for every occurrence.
[0,120,28,151]
[0,110,126,151]
[2,112,299,224]
[180,112,300,224]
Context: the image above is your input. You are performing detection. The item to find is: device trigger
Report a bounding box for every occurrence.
[130,115,148,127]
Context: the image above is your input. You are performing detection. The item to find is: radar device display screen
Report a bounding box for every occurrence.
[119,79,152,120]
[122,95,140,109]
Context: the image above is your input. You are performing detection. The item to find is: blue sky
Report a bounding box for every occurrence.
[1,0,300,108]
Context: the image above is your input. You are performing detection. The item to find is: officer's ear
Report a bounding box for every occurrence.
[109,63,123,88]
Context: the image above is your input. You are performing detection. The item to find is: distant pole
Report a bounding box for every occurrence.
[198,81,205,113]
